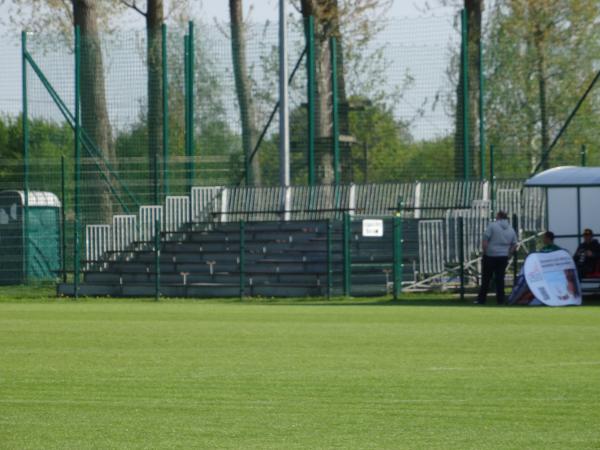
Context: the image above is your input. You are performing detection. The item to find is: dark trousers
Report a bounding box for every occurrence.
[478,255,509,304]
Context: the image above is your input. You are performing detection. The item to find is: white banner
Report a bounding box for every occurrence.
[523,250,582,306]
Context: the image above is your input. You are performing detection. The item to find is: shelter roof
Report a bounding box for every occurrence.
[525,166,600,187]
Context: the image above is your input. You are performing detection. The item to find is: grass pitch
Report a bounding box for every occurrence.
[1,288,600,449]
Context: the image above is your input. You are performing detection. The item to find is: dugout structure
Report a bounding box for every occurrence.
[0,190,61,284]
[525,166,600,254]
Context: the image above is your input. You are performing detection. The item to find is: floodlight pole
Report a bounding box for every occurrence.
[279,0,290,187]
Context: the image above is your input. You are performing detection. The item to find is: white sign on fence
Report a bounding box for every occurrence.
[362,219,384,237]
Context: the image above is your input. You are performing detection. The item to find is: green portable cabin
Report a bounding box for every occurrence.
[0,190,61,284]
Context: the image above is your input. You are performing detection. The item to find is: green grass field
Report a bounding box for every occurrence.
[1,287,600,449]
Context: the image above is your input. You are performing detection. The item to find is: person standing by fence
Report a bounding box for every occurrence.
[475,211,517,305]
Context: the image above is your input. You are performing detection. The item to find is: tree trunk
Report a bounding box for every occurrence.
[301,0,349,185]
[147,0,164,201]
[73,0,114,222]
[454,0,481,180]
[534,22,550,171]
[229,0,261,185]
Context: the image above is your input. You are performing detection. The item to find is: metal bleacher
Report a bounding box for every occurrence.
[57,180,545,297]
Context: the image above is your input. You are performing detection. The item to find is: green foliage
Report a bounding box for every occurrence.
[485,0,600,176]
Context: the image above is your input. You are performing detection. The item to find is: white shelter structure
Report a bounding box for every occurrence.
[525,166,600,254]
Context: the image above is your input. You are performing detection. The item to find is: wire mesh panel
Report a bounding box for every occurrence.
[112,215,137,252]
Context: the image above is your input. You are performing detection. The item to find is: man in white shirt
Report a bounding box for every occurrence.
[475,211,518,305]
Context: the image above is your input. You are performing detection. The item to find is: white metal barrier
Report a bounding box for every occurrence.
[164,196,190,232]
[418,220,446,274]
[191,186,222,223]
[85,224,111,269]
[139,205,163,242]
[112,215,137,252]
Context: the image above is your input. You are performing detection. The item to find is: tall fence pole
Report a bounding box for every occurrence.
[489,144,495,219]
[581,144,587,167]
[239,220,245,299]
[458,217,465,301]
[278,0,290,187]
[331,36,340,185]
[342,212,351,296]
[162,23,169,197]
[512,213,519,289]
[327,219,332,299]
[305,16,316,186]
[479,37,485,180]
[61,155,67,283]
[461,8,470,181]
[393,200,403,300]
[154,218,161,301]
[21,31,30,283]
[74,26,82,297]
[185,22,195,194]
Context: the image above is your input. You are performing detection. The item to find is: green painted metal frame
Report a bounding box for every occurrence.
[185,22,195,194]
[479,37,485,180]
[393,199,403,300]
[342,213,351,296]
[74,26,81,297]
[60,155,67,283]
[330,37,340,185]
[458,216,465,301]
[239,220,245,299]
[22,50,138,213]
[305,16,316,186]
[490,144,495,218]
[461,9,470,181]
[155,218,161,301]
[327,218,332,299]
[162,23,169,197]
[580,144,587,167]
[21,31,30,283]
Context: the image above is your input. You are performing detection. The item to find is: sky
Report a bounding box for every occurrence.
[0,1,459,139]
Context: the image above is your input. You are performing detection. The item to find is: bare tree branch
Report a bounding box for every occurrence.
[120,0,146,16]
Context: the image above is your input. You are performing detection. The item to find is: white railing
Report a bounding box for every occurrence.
[85,224,111,269]
[164,196,190,233]
[139,205,163,242]
[112,215,137,252]
[418,220,446,274]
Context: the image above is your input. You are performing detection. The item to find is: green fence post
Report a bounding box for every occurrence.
[458,217,465,301]
[153,138,159,206]
[479,37,485,180]
[155,218,161,301]
[189,21,195,192]
[74,25,81,298]
[21,31,30,283]
[327,219,332,299]
[342,212,351,296]
[239,220,245,299]
[306,16,316,186]
[330,36,340,185]
[162,23,169,197]
[61,155,67,283]
[489,144,495,219]
[581,144,587,167]
[461,8,470,181]
[512,213,518,292]
[393,199,403,300]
